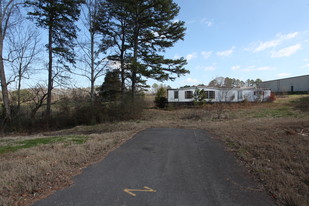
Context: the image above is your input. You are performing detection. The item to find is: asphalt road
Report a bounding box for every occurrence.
[33,128,276,206]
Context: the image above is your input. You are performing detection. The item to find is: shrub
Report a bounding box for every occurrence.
[268,93,276,102]
[155,96,168,108]
[154,87,167,108]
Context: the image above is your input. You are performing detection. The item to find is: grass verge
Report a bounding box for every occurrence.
[0,135,88,154]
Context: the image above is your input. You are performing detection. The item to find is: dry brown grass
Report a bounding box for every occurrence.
[201,118,309,206]
[0,95,308,206]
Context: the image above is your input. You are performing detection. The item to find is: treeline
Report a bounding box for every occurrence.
[0,0,188,133]
[207,77,262,88]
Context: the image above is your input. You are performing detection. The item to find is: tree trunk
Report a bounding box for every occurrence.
[131,26,139,99]
[90,28,95,105]
[0,35,11,121]
[17,62,22,112]
[120,29,126,96]
[46,25,53,126]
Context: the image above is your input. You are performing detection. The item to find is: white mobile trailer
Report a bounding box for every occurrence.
[167,87,271,103]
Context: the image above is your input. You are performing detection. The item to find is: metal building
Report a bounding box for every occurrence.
[258,75,309,93]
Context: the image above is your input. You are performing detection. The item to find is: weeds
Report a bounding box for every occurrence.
[292,96,309,112]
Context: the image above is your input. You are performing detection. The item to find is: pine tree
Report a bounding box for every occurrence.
[25,0,84,124]
[97,0,131,96]
[98,70,121,102]
[101,0,188,98]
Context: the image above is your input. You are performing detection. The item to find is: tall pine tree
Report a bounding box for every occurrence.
[97,0,131,96]
[25,0,84,124]
[101,0,188,98]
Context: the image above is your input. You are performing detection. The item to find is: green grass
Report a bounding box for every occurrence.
[0,135,88,154]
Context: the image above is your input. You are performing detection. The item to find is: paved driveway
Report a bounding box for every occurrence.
[34,128,275,206]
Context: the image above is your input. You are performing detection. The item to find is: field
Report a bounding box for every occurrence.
[0,95,308,206]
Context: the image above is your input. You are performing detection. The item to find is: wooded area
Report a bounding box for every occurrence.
[0,0,188,133]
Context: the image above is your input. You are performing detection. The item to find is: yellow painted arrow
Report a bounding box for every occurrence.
[124,186,156,197]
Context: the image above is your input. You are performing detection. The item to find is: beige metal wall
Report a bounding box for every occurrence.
[258,75,309,93]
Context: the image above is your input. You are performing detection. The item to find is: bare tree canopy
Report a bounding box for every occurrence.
[0,0,22,121]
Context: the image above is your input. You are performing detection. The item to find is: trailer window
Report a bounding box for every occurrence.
[238,91,243,99]
[254,91,263,96]
[174,91,179,99]
[185,91,193,99]
[203,91,215,99]
[209,91,215,99]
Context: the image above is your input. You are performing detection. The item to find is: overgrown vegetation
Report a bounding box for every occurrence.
[0,95,308,206]
[292,96,309,112]
[154,87,168,108]
[1,0,188,130]
[1,91,145,134]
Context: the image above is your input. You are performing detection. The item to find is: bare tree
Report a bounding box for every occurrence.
[75,0,109,104]
[29,83,48,120]
[7,23,41,112]
[0,0,21,121]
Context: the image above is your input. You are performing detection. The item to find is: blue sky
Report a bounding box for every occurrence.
[155,0,309,88]
[12,0,309,90]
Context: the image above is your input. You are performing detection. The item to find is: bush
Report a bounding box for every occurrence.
[268,93,276,102]
[155,96,168,108]
[154,87,167,108]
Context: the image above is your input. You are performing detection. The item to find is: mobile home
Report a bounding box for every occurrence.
[167,86,271,104]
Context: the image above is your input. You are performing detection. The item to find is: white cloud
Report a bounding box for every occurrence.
[277,73,291,77]
[254,40,279,52]
[232,65,274,72]
[278,32,299,40]
[271,44,301,58]
[253,32,299,52]
[216,47,234,57]
[186,52,198,61]
[200,18,213,27]
[201,51,212,59]
[231,65,241,70]
[184,78,199,84]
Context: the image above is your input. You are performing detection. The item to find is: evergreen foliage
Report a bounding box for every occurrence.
[25,0,84,122]
[99,0,189,96]
[194,88,207,105]
[98,70,122,102]
[25,0,84,64]
[154,87,167,108]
